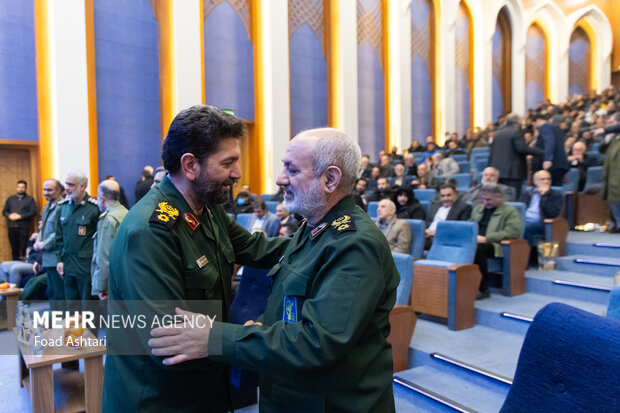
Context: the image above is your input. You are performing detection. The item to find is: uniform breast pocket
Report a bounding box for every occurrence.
[184,264,219,300]
[280,271,310,323]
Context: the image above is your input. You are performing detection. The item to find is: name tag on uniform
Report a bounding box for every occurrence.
[196,255,208,268]
[282,296,298,322]
[78,226,87,236]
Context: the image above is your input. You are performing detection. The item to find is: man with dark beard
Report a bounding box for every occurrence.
[102,105,290,413]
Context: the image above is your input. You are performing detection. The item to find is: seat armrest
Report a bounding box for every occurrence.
[388,305,417,372]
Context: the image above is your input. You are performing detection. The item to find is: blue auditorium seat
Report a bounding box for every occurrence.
[457,161,470,173]
[260,193,274,201]
[562,168,580,192]
[236,213,252,229]
[388,252,417,372]
[412,221,481,330]
[419,200,430,216]
[367,201,378,218]
[470,147,490,159]
[392,252,414,306]
[413,152,424,164]
[472,157,488,173]
[584,165,603,191]
[451,154,468,163]
[404,219,425,258]
[607,285,620,321]
[414,189,435,202]
[500,303,620,412]
[451,173,471,191]
[265,201,278,214]
[249,193,258,202]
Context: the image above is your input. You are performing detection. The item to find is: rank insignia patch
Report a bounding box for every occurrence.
[196,255,208,268]
[310,222,328,239]
[283,296,298,322]
[330,214,356,236]
[149,201,179,229]
[78,226,87,236]
[184,212,200,231]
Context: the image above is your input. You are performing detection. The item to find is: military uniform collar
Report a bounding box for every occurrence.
[70,193,90,206]
[308,195,357,240]
[158,175,196,216]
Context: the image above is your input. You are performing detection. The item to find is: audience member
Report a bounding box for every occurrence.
[33,179,65,310]
[275,202,297,225]
[489,114,544,199]
[134,166,154,203]
[392,164,408,187]
[151,166,168,187]
[470,184,523,299]
[422,137,438,162]
[353,178,370,211]
[407,140,424,153]
[376,199,411,254]
[92,180,128,300]
[379,154,395,178]
[411,163,430,189]
[392,187,426,220]
[520,170,563,262]
[533,114,569,186]
[234,191,255,214]
[245,200,280,237]
[360,155,372,179]
[0,232,40,286]
[444,139,466,158]
[2,180,37,260]
[428,152,459,185]
[567,141,600,191]
[403,153,417,175]
[370,177,392,201]
[464,167,515,205]
[425,184,472,248]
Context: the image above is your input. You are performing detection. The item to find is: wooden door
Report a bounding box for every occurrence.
[0,147,36,261]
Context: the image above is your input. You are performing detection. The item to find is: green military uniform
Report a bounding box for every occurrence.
[102,175,289,413]
[90,201,127,296]
[20,274,48,303]
[210,195,399,413]
[54,194,100,305]
[469,202,523,257]
[37,196,64,310]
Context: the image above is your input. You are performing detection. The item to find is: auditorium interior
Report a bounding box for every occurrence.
[1,0,620,412]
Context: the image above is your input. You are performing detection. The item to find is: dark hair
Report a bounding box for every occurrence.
[141,168,152,179]
[237,191,250,199]
[439,182,456,193]
[392,187,416,207]
[17,180,27,187]
[257,200,267,210]
[280,223,299,236]
[162,105,246,174]
[105,175,114,180]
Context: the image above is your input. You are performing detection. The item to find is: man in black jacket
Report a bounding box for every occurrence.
[489,114,544,199]
[520,170,563,253]
[2,180,37,260]
[425,184,472,249]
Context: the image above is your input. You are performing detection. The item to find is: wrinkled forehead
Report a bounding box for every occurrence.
[284,135,315,168]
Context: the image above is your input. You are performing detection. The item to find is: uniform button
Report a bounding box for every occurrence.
[205,290,215,299]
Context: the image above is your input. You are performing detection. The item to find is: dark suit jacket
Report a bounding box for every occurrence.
[534,123,569,172]
[519,189,563,222]
[489,124,544,180]
[426,199,472,228]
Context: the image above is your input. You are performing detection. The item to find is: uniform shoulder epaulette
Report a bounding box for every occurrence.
[149,201,180,230]
[330,214,357,237]
[88,197,98,205]
[58,198,69,205]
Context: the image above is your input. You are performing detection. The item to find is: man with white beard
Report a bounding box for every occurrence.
[149,128,400,413]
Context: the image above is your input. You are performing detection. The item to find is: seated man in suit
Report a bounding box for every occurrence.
[470,184,523,299]
[245,200,281,237]
[376,199,411,254]
[370,177,393,201]
[464,167,515,205]
[425,183,472,249]
[520,170,563,263]
[567,141,600,191]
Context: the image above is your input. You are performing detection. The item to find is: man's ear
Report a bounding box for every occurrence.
[180,153,200,181]
[324,166,342,193]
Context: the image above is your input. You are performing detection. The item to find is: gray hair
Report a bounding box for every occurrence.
[479,183,502,196]
[311,130,362,191]
[66,170,88,186]
[379,199,396,214]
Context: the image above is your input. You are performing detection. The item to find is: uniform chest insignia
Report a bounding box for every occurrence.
[330,214,357,237]
[282,296,298,322]
[184,212,200,231]
[310,222,328,238]
[149,201,179,230]
[78,226,87,236]
[196,255,208,268]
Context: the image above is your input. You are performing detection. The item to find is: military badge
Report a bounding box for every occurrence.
[184,212,200,231]
[196,255,208,268]
[149,201,179,229]
[283,296,298,322]
[330,214,356,236]
[78,226,87,236]
[310,222,328,238]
